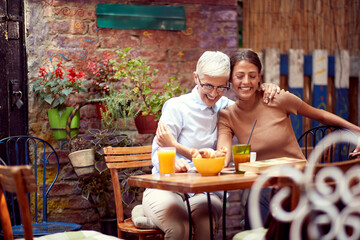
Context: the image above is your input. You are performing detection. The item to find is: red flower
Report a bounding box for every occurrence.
[39,68,48,78]
[77,71,86,79]
[53,67,64,79]
[67,68,86,83]
[67,68,76,83]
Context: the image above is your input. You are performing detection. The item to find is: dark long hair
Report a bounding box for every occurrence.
[229,49,262,80]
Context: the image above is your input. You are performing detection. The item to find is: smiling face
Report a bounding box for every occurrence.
[194,72,229,107]
[231,60,261,101]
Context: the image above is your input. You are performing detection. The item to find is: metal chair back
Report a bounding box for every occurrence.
[0,136,81,237]
[0,164,122,240]
[297,125,354,162]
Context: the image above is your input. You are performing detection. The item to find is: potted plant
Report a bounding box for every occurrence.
[86,52,119,119]
[68,136,96,177]
[31,61,90,140]
[104,47,188,133]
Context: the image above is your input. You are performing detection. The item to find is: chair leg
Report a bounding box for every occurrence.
[118,228,123,239]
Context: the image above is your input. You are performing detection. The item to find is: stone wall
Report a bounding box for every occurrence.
[24,0,240,238]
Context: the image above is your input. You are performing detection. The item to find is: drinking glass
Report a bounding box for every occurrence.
[157,147,176,176]
[232,144,251,173]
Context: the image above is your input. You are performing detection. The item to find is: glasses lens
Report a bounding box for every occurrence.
[217,87,227,93]
[203,84,214,92]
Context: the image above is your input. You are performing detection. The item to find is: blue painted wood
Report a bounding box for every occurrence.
[312,85,327,127]
[288,88,303,144]
[279,54,337,78]
[335,88,349,120]
[328,56,335,77]
[280,54,288,75]
[304,55,312,76]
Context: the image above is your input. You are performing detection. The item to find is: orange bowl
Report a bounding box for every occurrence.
[192,157,225,176]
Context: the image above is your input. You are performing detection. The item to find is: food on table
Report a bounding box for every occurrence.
[190,147,228,158]
[190,148,201,158]
[215,146,227,157]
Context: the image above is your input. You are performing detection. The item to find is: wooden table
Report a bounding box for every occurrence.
[128,172,259,193]
[128,171,260,240]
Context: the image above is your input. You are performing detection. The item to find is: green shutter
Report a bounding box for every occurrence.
[96,3,186,30]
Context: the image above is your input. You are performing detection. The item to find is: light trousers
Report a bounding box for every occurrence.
[142,188,222,240]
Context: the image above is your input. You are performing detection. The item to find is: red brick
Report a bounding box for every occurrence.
[226,215,243,229]
[141,30,179,49]
[49,183,75,196]
[54,7,96,20]
[179,74,195,91]
[177,28,203,48]
[222,22,238,33]
[60,164,79,180]
[214,10,237,21]
[227,202,242,216]
[79,104,97,119]
[179,61,197,73]
[150,63,179,76]
[89,22,99,35]
[49,20,89,35]
[168,49,202,62]
[100,35,140,49]
[140,0,236,5]
[228,191,242,201]
[134,134,155,145]
[136,49,167,62]
[51,150,70,165]
[47,209,98,224]
[67,195,93,209]
[55,36,98,49]
[81,222,101,231]
[97,28,137,39]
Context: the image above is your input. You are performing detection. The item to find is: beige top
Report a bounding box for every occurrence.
[218,90,306,161]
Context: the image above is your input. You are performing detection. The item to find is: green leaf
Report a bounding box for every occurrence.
[62,88,72,96]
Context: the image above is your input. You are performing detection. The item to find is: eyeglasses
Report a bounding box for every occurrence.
[197,74,229,93]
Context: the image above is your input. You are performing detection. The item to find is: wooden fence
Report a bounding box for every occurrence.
[258,48,360,140]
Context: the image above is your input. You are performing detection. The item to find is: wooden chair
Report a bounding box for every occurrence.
[103,146,164,240]
[0,165,122,240]
[239,130,360,240]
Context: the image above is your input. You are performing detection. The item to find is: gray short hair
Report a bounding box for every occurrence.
[196,51,230,79]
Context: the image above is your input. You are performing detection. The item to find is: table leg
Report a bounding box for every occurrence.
[223,191,227,240]
[184,194,192,240]
[207,193,214,240]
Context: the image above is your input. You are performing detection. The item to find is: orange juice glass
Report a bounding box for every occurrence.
[157,147,176,176]
[232,144,251,173]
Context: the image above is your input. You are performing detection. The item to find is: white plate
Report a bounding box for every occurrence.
[221,168,236,174]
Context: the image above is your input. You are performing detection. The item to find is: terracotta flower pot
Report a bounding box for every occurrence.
[134,113,159,134]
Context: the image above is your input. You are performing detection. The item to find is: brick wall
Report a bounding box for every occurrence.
[25,0,240,238]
